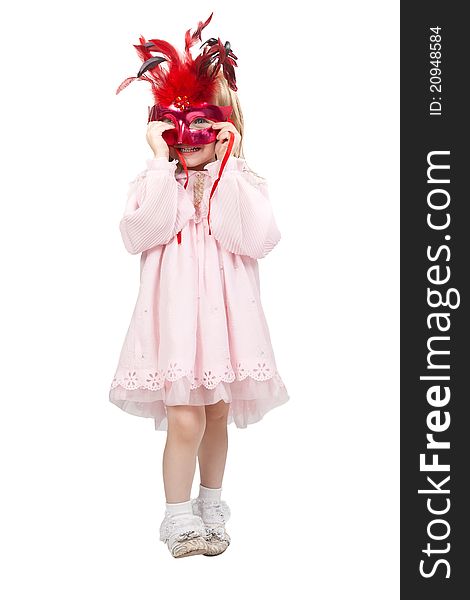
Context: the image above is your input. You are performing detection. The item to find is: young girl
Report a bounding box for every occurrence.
[109,13,290,558]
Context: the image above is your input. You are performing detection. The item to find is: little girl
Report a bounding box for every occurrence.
[109,13,290,558]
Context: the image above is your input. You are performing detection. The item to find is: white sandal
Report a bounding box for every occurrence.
[191,498,231,556]
[159,512,208,558]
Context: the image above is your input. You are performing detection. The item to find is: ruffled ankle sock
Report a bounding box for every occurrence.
[198,484,222,502]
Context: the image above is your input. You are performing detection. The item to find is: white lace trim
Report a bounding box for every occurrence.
[192,202,209,224]
[191,498,231,542]
[191,498,231,524]
[110,361,286,392]
[192,171,206,224]
[159,513,206,544]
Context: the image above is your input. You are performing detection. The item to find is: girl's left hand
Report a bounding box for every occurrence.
[211,121,241,161]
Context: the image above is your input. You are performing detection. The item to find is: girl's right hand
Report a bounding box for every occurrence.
[146,121,175,160]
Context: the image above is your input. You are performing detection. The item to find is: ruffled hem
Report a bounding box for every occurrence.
[108,373,289,431]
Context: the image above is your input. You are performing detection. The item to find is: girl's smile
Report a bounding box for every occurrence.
[175,146,203,153]
[169,141,216,169]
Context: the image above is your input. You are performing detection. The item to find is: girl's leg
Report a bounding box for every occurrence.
[197,400,230,488]
[163,405,206,502]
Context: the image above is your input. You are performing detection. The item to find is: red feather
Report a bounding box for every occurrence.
[184,12,213,53]
[116,13,238,105]
[145,39,182,65]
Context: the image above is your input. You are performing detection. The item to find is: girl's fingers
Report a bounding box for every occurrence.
[217,127,234,140]
[213,122,236,132]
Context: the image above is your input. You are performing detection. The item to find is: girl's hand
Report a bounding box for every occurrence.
[146,121,176,159]
[212,122,241,161]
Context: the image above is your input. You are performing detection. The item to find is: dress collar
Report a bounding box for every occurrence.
[175,163,214,180]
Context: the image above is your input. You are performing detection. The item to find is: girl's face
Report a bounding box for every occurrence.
[162,116,217,169]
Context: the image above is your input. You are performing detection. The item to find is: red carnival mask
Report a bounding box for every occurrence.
[116,12,239,243]
[148,103,233,147]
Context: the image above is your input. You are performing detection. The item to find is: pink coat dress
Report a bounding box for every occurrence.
[109,154,290,431]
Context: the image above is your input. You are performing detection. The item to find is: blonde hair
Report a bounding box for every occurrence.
[213,72,246,159]
[175,71,264,180]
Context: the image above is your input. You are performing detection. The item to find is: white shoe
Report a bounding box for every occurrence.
[191,498,231,556]
[159,512,208,558]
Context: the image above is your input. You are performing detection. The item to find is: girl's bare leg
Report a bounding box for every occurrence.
[197,400,230,488]
[163,405,206,502]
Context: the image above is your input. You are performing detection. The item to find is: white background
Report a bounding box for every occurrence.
[0,1,399,598]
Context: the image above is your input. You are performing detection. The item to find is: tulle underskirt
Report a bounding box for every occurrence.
[109,375,289,431]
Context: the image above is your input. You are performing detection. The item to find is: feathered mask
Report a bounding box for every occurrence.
[116,12,239,242]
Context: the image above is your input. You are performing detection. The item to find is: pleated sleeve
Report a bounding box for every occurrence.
[119,157,195,255]
[204,156,281,259]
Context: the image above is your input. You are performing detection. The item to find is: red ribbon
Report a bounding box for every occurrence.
[207,130,235,235]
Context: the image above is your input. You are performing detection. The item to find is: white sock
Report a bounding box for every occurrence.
[165,499,193,516]
[199,484,222,502]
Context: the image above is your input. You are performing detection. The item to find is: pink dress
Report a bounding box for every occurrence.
[109,154,290,431]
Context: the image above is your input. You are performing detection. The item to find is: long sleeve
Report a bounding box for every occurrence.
[119,157,195,255]
[204,156,281,259]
